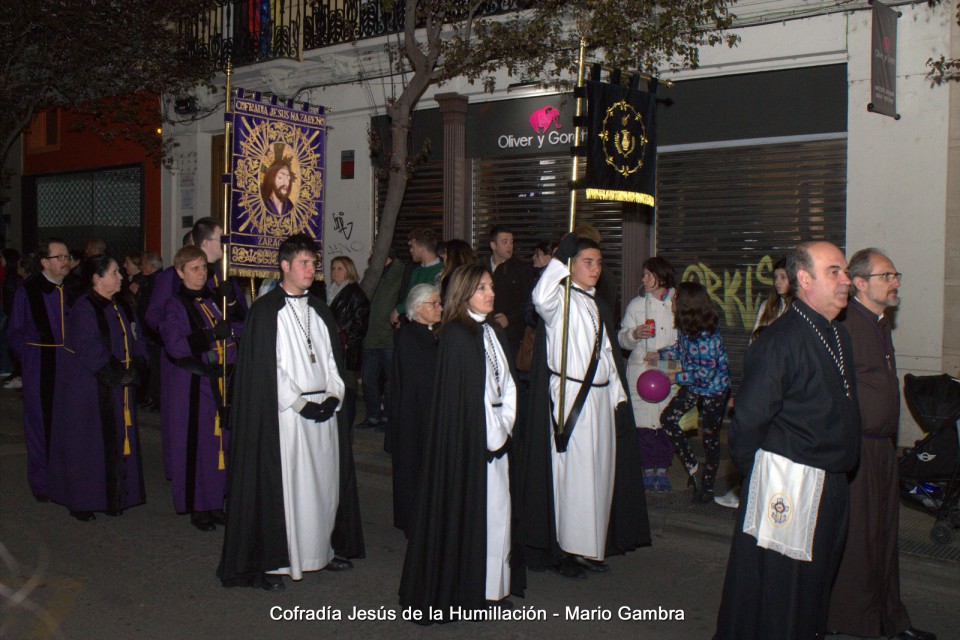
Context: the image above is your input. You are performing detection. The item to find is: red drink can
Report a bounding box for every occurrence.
[646,319,656,337]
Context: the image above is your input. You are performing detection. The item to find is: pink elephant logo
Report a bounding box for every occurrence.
[529,106,561,134]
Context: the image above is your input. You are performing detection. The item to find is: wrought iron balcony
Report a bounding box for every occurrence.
[181,0,525,72]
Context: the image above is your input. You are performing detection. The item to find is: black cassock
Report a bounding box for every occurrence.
[714,299,860,640]
[398,320,525,622]
[217,286,364,588]
[385,320,439,537]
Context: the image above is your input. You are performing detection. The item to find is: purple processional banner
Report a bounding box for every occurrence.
[228,91,326,279]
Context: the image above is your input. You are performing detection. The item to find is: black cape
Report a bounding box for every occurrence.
[217,286,364,587]
[398,320,526,622]
[519,291,651,568]
[385,320,439,536]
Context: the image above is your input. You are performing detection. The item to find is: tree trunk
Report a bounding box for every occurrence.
[357,12,437,299]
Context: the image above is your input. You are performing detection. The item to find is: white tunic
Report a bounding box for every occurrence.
[470,311,517,601]
[618,290,678,430]
[269,296,345,580]
[533,259,628,561]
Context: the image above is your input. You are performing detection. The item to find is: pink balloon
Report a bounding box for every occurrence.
[637,369,671,403]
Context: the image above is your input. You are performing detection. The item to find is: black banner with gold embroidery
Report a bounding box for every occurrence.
[583,80,657,206]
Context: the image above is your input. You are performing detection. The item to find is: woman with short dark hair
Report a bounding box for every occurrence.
[618,256,679,492]
[47,255,147,521]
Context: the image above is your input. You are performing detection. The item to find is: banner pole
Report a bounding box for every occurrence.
[220,58,233,400]
[556,37,587,435]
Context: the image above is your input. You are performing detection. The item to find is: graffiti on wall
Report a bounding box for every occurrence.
[680,255,776,331]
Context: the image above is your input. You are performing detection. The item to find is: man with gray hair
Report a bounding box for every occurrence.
[715,241,860,640]
[827,249,934,640]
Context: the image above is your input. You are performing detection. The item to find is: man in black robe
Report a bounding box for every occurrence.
[827,249,935,640]
[714,241,860,640]
[218,234,363,590]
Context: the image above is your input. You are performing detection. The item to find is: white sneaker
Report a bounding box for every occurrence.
[3,377,22,389]
[714,488,739,509]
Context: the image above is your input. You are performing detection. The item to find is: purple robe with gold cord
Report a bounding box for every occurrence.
[47,292,146,511]
[7,275,70,496]
[160,285,241,514]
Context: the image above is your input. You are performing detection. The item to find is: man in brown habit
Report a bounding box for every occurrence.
[827,249,935,640]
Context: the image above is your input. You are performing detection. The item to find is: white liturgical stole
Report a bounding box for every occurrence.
[743,449,825,562]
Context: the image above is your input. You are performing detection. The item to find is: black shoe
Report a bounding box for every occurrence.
[210,509,227,525]
[70,510,96,522]
[892,628,937,640]
[190,511,216,532]
[553,555,587,579]
[260,573,285,591]
[487,598,514,609]
[34,493,49,503]
[572,555,610,572]
[325,557,354,572]
[103,509,124,517]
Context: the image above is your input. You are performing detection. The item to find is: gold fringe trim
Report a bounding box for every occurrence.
[229,267,280,280]
[229,267,326,282]
[585,188,655,206]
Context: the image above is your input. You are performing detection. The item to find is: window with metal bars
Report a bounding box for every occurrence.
[26,165,145,260]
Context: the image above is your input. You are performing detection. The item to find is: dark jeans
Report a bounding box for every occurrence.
[361,347,392,421]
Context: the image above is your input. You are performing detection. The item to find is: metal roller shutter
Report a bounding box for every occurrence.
[656,137,847,388]
[471,153,624,294]
[375,161,444,261]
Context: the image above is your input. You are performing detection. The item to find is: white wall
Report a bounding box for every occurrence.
[843,3,953,444]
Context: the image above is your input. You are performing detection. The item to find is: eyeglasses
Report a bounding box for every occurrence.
[421,301,442,308]
[44,254,70,262]
[864,272,903,282]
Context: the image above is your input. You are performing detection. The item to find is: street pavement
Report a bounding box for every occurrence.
[2,387,958,640]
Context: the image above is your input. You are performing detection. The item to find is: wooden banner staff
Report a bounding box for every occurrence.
[556,37,588,435]
[220,59,233,397]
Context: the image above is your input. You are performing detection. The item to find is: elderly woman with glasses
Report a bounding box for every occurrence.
[386,283,442,538]
[399,264,520,620]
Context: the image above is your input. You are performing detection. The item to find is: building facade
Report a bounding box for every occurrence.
[164,0,959,443]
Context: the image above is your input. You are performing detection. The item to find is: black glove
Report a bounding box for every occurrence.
[298,397,340,422]
[553,232,580,264]
[119,367,140,387]
[204,320,233,342]
[216,278,237,304]
[96,358,134,388]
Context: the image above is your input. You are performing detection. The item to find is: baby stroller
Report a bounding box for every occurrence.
[899,374,960,545]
